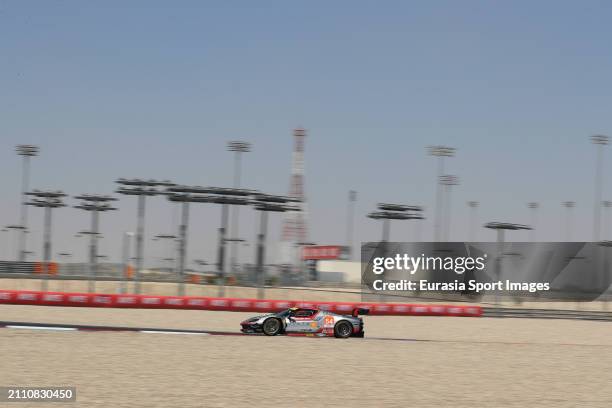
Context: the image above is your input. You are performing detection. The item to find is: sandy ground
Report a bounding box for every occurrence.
[1,305,611,407]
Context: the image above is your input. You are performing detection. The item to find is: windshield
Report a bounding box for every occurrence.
[275,309,292,318]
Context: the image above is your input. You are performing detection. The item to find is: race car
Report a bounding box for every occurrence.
[240,307,368,338]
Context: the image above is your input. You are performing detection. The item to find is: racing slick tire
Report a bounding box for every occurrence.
[334,321,353,339]
[262,318,282,336]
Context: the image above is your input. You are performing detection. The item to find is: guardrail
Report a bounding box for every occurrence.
[0,261,37,274]
[0,290,482,317]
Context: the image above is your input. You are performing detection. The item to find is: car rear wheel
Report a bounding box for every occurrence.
[262,318,282,336]
[334,321,353,338]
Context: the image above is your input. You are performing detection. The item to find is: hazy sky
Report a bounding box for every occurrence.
[2,1,612,265]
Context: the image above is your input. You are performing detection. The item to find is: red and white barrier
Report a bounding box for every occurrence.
[0,290,482,317]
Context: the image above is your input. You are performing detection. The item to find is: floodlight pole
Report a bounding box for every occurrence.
[16,145,39,262]
[90,211,99,291]
[485,222,531,306]
[177,200,190,296]
[20,155,32,261]
[382,219,390,242]
[25,190,66,291]
[153,234,177,272]
[346,190,357,258]
[165,193,193,296]
[527,202,539,242]
[74,195,118,293]
[428,146,456,242]
[562,201,575,242]
[597,240,612,310]
[5,225,26,265]
[135,194,146,292]
[43,205,52,281]
[591,135,608,241]
[216,203,230,296]
[603,201,612,241]
[367,204,423,302]
[440,175,459,242]
[1,229,9,261]
[251,194,298,299]
[256,209,268,299]
[227,141,251,277]
[120,232,134,294]
[468,201,479,242]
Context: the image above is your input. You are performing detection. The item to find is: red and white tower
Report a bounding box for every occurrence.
[280,128,308,264]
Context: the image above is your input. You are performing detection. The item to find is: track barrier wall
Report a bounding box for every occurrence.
[0,290,482,317]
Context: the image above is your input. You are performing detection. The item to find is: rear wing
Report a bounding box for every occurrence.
[351,308,370,317]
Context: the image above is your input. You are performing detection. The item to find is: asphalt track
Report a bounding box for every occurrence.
[0,319,422,341]
[4,319,612,348]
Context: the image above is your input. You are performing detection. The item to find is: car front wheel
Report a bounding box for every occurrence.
[262,318,282,336]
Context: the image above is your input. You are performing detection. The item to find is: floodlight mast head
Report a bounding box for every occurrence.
[115,179,175,196]
[26,199,66,208]
[227,141,252,153]
[74,194,118,202]
[252,193,300,212]
[439,174,460,186]
[427,145,456,157]
[368,202,425,242]
[166,193,251,206]
[377,203,423,212]
[527,202,539,209]
[485,222,532,231]
[252,193,300,202]
[563,201,576,208]
[591,134,609,145]
[16,144,39,156]
[74,194,118,213]
[367,211,424,221]
[74,203,118,211]
[25,190,67,208]
[155,234,177,240]
[167,185,256,196]
[468,201,479,208]
[116,178,175,187]
[5,224,26,230]
[25,190,67,198]
[78,230,102,236]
